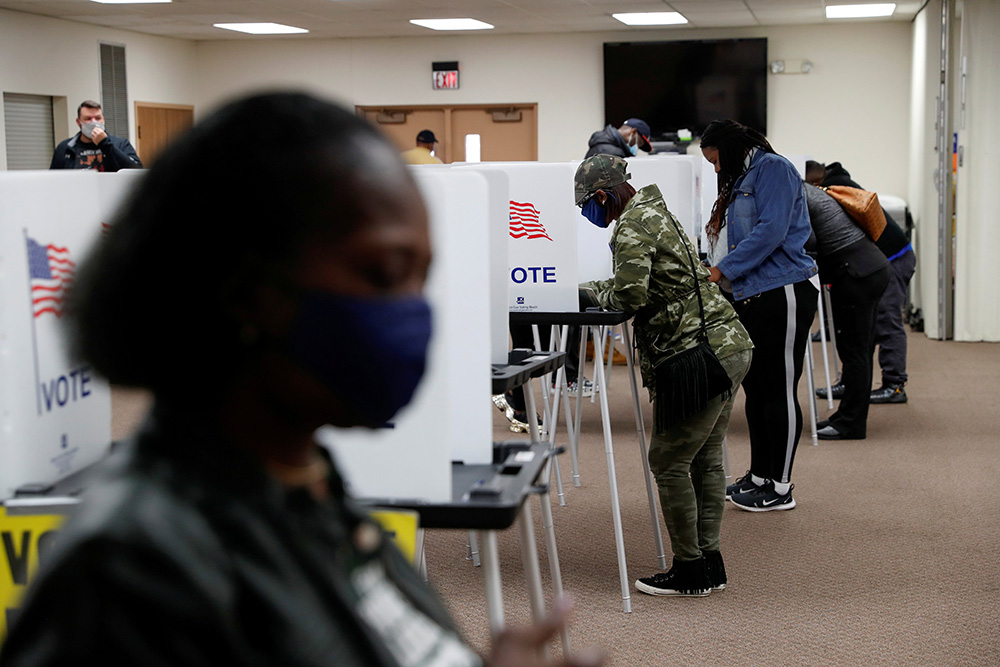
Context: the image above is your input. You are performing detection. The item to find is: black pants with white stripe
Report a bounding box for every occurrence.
[734,279,818,484]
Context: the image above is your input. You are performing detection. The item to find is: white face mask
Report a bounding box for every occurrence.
[80,121,104,139]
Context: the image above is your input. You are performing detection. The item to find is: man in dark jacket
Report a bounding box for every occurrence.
[584,118,652,158]
[808,161,914,405]
[50,100,143,172]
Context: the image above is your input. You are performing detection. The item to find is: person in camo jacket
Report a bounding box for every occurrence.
[574,154,753,598]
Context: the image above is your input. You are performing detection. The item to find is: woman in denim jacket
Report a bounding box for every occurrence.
[700,120,818,512]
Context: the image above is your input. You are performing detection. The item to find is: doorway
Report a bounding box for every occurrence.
[135,102,194,167]
[357,104,537,163]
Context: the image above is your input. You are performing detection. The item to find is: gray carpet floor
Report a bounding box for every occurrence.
[423,331,1000,666]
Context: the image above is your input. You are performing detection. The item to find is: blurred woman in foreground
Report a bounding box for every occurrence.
[0,92,598,667]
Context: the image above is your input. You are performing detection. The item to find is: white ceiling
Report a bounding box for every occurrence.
[0,0,925,41]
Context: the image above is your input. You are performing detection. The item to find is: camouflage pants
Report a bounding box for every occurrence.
[648,349,752,561]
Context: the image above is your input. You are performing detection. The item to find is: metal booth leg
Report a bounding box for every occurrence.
[823,285,840,384]
[816,287,835,410]
[804,338,819,446]
[620,322,667,570]
[591,325,632,613]
[478,530,505,637]
[523,374,571,654]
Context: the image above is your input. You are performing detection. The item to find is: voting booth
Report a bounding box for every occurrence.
[319,168,496,503]
[0,171,133,500]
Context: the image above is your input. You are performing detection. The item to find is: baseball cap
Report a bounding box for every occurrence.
[623,118,652,152]
[416,129,438,143]
[574,154,631,206]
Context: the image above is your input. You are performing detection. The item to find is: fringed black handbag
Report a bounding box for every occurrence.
[653,217,732,433]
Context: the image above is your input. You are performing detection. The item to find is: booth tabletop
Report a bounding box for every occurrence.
[360,441,553,530]
[491,350,565,394]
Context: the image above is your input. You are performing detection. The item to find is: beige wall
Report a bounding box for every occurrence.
[0,9,198,170]
[194,22,913,197]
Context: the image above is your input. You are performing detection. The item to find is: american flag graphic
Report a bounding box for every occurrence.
[509,200,553,241]
[27,236,75,318]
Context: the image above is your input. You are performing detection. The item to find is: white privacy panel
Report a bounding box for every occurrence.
[462,162,580,313]
[0,172,114,499]
[320,169,495,502]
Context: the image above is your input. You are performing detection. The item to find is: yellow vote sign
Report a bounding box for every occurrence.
[368,509,420,565]
[0,506,65,640]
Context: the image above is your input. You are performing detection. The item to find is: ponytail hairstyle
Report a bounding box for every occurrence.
[700,120,775,247]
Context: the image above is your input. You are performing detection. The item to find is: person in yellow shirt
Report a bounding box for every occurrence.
[401,129,444,164]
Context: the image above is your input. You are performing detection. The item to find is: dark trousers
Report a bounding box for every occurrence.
[874,250,916,386]
[734,279,817,484]
[827,265,891,437]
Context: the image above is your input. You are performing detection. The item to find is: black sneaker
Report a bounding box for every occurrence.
[635,558,710,597]
[870,384,907,404]
[730,480,796,512]
[815,382,845,399]
[704,551,727,591]
[726,471,760,500]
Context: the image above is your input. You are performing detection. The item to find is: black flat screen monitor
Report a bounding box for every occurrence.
[603,38,767,139]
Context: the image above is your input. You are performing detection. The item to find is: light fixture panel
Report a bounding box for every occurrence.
[213,23,309,34]
[826,4,896,19]
[612,12,688,26]
[409,18,494,31]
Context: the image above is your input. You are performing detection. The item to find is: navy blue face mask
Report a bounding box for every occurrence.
[285,291,433,427]
[581,192,615,228]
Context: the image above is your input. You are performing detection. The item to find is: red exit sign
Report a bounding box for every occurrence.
[432,61,459,90]
[433,70,459,90]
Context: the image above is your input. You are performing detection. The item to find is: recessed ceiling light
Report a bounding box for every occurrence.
[409,18,494,31]
[213,23,309,35]
[612,12,688,26]
[826,4,896,19]
[89,0,171,4]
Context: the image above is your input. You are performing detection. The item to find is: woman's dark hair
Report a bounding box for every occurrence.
[700,119,775,245]
[604,181,637,223]
[67,91,414,399]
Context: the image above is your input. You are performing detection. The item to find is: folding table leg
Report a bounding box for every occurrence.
[571,327,586,487]
[620,322,667,570]
[523,380,571,652]
[817,287,835,410]
[591,325,632,613]
[467,531,481,567]
[805,335,819,446]
[823,285,840,385]
[478,530,505,636]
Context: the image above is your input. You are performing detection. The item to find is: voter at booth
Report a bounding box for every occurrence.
[700,119,818,513]
[812,161,915,406]
[802,183,890,440]
[49,100,142,172]
[401,129,444,165]
[0,92,600,667]
[574,154,753,597]
[584,118,652,159]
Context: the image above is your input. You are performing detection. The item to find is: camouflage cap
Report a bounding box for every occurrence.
[574,154,631,205]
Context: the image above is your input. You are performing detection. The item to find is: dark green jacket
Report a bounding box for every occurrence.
[0,403,477,667]
[583,185,752,394]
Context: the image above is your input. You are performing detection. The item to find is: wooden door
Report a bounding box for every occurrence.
[450,106,536,162]
[135,102,194,167]
[357,104,537,164]
[360,108,448,162]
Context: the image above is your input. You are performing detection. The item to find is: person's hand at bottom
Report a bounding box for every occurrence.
[488,595,604,667]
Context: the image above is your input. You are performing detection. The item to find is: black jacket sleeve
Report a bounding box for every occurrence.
[98,136,143,171]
